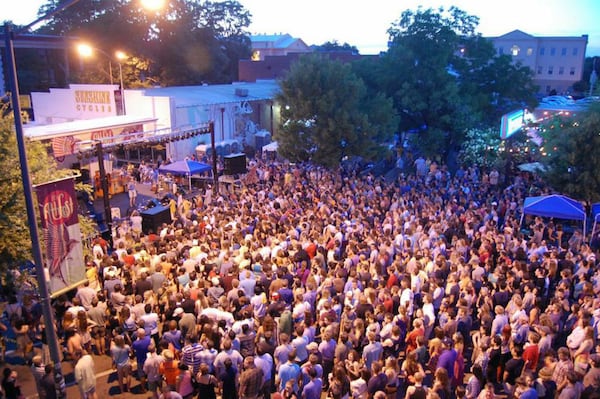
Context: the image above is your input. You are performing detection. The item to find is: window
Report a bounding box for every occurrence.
[570,67,576,76]
[573,48,578,56]
[550,48,556,56]
[540,47,545,55]
[561,48,567,56]
[559,66,565,75]
[527,48,533,56]
[537,66,543,75]
[511,45,520,56]
[548,66,554,75]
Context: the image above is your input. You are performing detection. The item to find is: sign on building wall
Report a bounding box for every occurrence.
[51,123,144,162]
[34,177,86,294]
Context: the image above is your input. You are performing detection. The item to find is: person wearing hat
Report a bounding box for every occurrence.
[160,349,180,391]
[536,366,556,399]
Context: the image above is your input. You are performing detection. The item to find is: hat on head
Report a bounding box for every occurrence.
[211,277,220,286]
[306,342,318,351]
[173,307,184,317]
[538,367,553,380]
[442,337,453,347]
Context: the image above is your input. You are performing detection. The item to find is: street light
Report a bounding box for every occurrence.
[2,0,84,386]
[77,43,128,114]
[3,0,165,384]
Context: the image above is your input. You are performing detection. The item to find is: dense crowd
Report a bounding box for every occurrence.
[2,157,600,399]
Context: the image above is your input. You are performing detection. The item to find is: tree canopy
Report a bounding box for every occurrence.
[0,105,79,273]
[26,0,252,88]
[539,103,600,203]
[357,7,538,160]
[275,54,396,168]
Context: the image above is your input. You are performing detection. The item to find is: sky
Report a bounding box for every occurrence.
[7,0,600,56]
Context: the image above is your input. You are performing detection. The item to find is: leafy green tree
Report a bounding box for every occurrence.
[455,35,538,127]
[34,0,252,87]
[313,41,359,53]
[459,127,502,168]
[275,54,396,168]
[539,103,600,202]
[0,105,81,275]
[378,7,477,158]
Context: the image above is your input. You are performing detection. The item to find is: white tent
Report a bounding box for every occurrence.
[262,141,278,152]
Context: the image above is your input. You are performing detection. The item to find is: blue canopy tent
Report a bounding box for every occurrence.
[158,160,212,191]
[520,194,587,239]
[591,203,600,242]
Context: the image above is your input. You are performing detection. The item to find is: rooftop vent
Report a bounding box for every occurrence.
[235,88,249,97]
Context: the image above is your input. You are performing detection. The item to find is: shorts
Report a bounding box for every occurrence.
[83,386,97,399]
[91,326,106,338]
[136,364,147,379]
[148,380,162,392]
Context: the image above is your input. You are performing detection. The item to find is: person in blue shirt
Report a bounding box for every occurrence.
[278,350,301,393]
[131,328,151,393]
[302,366,322,399]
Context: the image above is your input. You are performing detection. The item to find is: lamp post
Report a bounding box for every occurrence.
[77,44,127,114]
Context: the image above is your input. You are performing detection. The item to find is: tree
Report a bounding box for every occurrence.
[539,103,600,203]
[275,54,396,168]
[459,127,503,168]
[378,7,478,159]
[455,35,538,127]
[313,41,359,54]
[34,0,252,87]
[0,105,81,275]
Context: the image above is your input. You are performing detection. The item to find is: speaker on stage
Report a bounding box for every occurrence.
[223,153,247,175]
[140,205,171,234]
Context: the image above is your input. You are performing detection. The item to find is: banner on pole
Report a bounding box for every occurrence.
[35,177,86,294]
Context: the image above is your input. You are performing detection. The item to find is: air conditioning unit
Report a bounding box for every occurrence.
[235,88,249,97]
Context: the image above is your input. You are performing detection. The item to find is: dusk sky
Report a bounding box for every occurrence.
[8,0,600,56]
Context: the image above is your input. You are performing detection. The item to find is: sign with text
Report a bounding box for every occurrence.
[500,109,524,139]
[35,177,86,294]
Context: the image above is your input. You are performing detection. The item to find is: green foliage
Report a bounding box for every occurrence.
[0,105,82,273]
[275,54,396,168]
[34,0,252,87]
[363,6,538,160]
[313,41,359,54]
[379,7,477,158]
[459,127,502,168]
[539,104,600,202]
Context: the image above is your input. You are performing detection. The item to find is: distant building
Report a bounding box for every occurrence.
[249,34,312,61]
[239,50,373,82]
[487,30,588,95]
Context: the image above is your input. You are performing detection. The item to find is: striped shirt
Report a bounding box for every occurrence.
[181,343,204,374]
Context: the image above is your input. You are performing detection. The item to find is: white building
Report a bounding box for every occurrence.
[488,30,588,95]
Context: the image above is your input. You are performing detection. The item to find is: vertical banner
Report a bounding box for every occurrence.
[35,177,86,294]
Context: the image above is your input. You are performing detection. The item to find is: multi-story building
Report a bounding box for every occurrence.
[488,30,588,95]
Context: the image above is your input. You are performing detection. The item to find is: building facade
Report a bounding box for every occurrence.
[488,30,588,95]
[249,34,312,61]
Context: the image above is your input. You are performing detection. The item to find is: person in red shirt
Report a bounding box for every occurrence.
[522,331,541,371]
[405,319,425,354]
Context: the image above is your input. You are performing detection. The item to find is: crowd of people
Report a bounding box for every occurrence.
[3,156,600,399]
